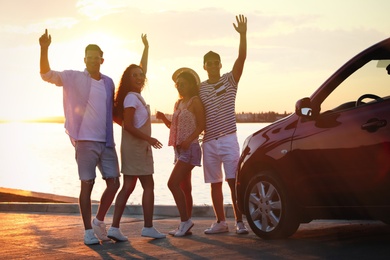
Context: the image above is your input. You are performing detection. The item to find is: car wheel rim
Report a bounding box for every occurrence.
[248,180,282,232]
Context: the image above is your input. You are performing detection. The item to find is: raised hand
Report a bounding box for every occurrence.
[39,29,51,48]
[140,33,149,74]
[141,33,149,48]
[233,14,247,35]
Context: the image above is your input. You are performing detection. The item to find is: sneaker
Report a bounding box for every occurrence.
[236,221,249,234]
[168,227,193,236]
[107,227,128,242]
[204,221,229,234]
[141,227,166,239]
[174,219,194,237]
[168,228,178,236]
[92,218,110,241]
[84,229,100,245]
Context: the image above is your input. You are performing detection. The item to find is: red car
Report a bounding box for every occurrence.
[236,37,390,239]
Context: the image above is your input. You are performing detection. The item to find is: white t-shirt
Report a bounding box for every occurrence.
[78,78,106,141]
[123,92,149,129]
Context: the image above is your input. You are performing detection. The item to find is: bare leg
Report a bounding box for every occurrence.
[79,180,94,230]
[211,182,225,222]
[138,175,155,227]
[168,161,194,221]
[180,172,193,217]
[111,175,137,228]
[95,177,120,221]
[227,178,242,222]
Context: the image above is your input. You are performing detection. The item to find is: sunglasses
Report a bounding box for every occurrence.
[175,82,188,89]
[131,73,145,78]
[205,60,220,67]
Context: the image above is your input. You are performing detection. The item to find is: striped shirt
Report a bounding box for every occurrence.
[199,71,237,142]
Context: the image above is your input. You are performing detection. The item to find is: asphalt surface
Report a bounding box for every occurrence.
[1,188,390,259]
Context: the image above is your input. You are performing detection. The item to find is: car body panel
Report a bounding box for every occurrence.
[291,99,390,207]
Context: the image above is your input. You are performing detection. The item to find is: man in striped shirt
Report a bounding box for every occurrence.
[199,14,249,235]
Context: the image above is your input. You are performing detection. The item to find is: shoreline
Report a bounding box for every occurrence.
[0,187,234,217]
[0,187,81,203]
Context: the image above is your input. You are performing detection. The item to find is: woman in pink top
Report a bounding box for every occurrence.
[156,68,205,237]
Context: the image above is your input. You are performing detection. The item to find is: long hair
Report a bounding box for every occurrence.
[113,64,145,124]
[177,71,199,99]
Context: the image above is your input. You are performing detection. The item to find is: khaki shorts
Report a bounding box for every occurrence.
[75,141,120,181]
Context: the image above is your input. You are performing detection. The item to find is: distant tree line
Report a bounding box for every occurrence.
[151,111,292,123]
[235,111,292,122]
[15,111,292,124]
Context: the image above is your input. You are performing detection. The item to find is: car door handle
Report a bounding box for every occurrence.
[361,118,387,132]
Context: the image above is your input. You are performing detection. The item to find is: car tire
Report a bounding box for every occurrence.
[244,171,300,239]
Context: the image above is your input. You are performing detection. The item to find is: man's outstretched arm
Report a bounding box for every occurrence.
[39,29,51,74]
[232,14,247,83]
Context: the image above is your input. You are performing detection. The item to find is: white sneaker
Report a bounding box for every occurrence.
[174,219,194,237]
[141,227,166,239]
[84,229,100,245]
[236,221,249,234]
[204,221,229,234]
[107,227,128,242]
[168,228,178,235]
[92,218,110,241]
[168,227,193,236]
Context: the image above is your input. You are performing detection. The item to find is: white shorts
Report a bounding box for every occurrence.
[201,132,240,183]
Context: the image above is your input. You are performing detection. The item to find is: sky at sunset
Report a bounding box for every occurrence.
[0,0,389,121]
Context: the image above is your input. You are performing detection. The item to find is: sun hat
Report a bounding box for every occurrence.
[172,67,200,87]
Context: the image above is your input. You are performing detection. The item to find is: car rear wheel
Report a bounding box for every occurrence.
[244,171,300,239]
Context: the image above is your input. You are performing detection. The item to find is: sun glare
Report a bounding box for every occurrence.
[78,31,122,52]
[76,0,126,20]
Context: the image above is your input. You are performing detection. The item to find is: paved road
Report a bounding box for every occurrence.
[1,188,390,259]
[2,211,390,259]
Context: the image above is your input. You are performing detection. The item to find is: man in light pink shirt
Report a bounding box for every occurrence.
[39,29,120,245]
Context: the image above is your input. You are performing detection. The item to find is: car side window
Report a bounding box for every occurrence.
[320,60,390,114]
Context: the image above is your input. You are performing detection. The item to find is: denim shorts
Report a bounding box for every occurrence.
[174,143,201,166]
[75,141,120,181]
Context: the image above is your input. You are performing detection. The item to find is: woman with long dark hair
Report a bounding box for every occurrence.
[108,35,165,241]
